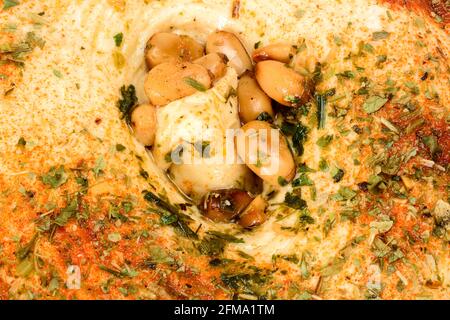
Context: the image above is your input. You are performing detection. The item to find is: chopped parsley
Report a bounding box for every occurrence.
[292,123,308,156]
[292,174,313,187]
[113,32,123,47]
[336,70,355,79]
[143,191,198,239]
[372,31,390,41]
[284,192,307,210]
[92,156,106,177]
[193,140,211,158]
[421,135,441,158]
[316,89,335,129]
[319,158,329,171]
[54,197,78,226]
[362,42,374,54]
[117,85,138,124]
[278,176,288,186]
[53,69,63,78]
[284,95,301,106]
[256,112,273,122]
[197,231,243,256]
[3,0,19,10]
[99,265,138,278]
[17,137,26,146]
[115,143,126,152]
[363,96,388,114]
[41,166,68,188]
[331,167,345,183]
[316,134,333,148]
[184,77,206,92]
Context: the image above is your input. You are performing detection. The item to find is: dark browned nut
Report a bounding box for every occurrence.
[238,195,267,228]
[200,189,253,222]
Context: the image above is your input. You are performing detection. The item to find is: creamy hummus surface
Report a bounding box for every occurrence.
[0,0,448,299]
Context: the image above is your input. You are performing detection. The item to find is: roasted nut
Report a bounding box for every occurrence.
[237,72,273,123]
[238,195,267,228]
[145,32,204,69]
[252,43,297,63]
[255,60,313,107]
[236,120,295,187]
[130,103,157,146]
[206,31,252,76]
[194,53,227,82]
[201,189,253,222]
[144,61,212,106]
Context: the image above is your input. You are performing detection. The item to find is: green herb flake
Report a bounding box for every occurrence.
[92,156,106,177]
[299,210,315,227]
[113,32,123,47]
[362,96,388,114]
[319,158,329,171]
[117,85,138,124]
[115,144,126,152]
[284,95,301,106]
[370,220,393,234]
[331,168,345,183]
[333,186,357,201]
[284,192,307,210]
[75,176,88,189]
[193,140,211,158]
[108,232,122,243]
[421,135,441,158]
[254,41,262,49]
[404,81,419,95]
[99,265,138,278]
[297,163,315,173]
[316,134,333,148]
[336,70,355,79]
[3,0,19,10]
[292,174,313,187]
[184,77,206,92]
[53,69,63,78]
[143,191,198,239]
[48,277,60,292]
[53,197,78,226]
[372,31,390,41]
[294,9,306,19]
[17,137,26,146]
[333,35,343,46]
[362,43,375,54]
[197,232,242,257]
[256,111,273,122]
[292,123,308,155]
[139,169,149,179]
[41,165,68,188]
[16,258,33,277]
[376,55,387,64]
[112,50,125,69]
[16,233,38,260]
[316,94,327,129]
[278,176,288,186]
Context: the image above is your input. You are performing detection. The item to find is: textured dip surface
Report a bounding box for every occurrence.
[0,0,448,299]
